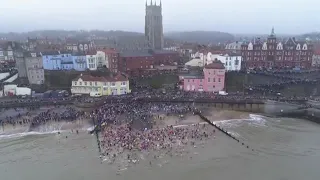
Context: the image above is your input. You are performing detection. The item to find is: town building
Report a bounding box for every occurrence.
[151,50,179,65]
[145,0,164,50]
[119,50,155,72]
[65,39,94,52]
[190,51,223,65]
[15,51,27,79]
[96,51,107,68]
[86,51,98,71]
[179,61,226,92]
[42,51,73,70]
[24,52,45,84]
[215,53,242,71]
[225,41,243,51]
[72,52,87,71]
[0,41,15,67]
[71,73,130,96]
[241,28,313,69]
[103,49,119,73]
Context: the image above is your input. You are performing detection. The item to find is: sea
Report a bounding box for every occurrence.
[1,114,320,180]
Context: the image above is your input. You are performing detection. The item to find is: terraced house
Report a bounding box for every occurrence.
[42,51,73,70]
[71,73,130,96]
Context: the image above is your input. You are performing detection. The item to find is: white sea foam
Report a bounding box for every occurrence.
[0,120,93,140]
[0,130,62,140]
[212,114,267,128]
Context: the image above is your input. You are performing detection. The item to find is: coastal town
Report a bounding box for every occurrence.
[1,1,320,176]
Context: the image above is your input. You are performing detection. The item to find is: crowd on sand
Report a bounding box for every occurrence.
[87,99,218,170]
[0,106,84,128]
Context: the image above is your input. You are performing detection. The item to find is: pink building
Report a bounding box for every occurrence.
[179,61,225,92]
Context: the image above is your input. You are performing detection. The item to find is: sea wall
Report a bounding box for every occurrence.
[263,100,302,115]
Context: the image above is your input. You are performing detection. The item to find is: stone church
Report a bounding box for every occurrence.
[145,0,164,50]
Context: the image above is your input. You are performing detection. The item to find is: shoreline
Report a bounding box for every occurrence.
[0,108,253,140]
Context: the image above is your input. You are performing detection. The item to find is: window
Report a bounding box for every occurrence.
[84,82,87,86]
[213,78,215,82]
[74,82,77,85]
[218,78,221,82]
[111,82,116,86]
[79,82,82,85]
[90,82,92,86]
[235,60,239,66]
[95,82,97,86]
[121,82,126,86]
[208,78,210,82]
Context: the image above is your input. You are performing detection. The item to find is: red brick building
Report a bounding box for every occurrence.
[151,50,179,65]
[101,49,119,73]
[119,51,155,73]
[241,28,313,69]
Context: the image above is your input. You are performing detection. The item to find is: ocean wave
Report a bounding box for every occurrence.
[0,130,61,140]
[0,120,93,140]
[213,114,267,128]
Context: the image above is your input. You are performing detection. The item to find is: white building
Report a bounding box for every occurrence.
[190,51,220,65]
[225,41,243,50]
[86,54,97,70]
[216,53,242,71]
[96,51,106,68]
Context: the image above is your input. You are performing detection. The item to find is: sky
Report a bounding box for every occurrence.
[0,0,319,34]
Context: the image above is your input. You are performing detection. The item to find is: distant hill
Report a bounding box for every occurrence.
[0,30,234,45]
[165,31,235,44]
[297,32,320,41]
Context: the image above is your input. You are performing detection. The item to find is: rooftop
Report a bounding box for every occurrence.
[205,61,225,69]
[73,73,128,82]
[120,50,153,57]
[41,51,60,56]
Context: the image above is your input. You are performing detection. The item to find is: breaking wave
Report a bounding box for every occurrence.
[213,114,267,128]
[0,120,93,140]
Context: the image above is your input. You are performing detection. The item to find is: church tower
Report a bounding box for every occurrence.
[145,0,164,50]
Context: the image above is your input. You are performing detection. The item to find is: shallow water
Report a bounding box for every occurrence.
[1,115,320,180]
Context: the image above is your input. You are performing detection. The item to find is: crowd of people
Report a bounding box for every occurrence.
[0,106,84,128]
[100,123,216,166]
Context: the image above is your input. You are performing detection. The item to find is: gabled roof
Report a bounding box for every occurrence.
[285,37,297,45]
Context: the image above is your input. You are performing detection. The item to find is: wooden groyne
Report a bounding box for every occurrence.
[195,111,255,151]
[91,118,102,161]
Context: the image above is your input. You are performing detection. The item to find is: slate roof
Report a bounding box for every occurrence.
[119,50,153,57]
[23,52,42,57]
[72,52,86,56]
[152,50,178,54]
[73,73,128,82]
[41,51,60,56]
